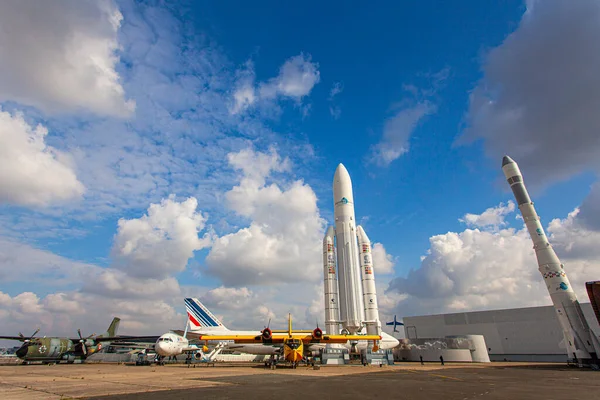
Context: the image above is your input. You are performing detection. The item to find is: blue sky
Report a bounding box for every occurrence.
[1,0,600,338]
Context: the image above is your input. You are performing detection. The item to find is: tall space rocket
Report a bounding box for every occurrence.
[502,155,600,364]
[322,164,382,336]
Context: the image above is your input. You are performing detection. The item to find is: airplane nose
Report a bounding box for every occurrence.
[16,345,28,358]
[293,350,303,362]
[155,342,167,356]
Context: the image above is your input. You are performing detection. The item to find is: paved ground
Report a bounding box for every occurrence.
[0,362,598,399]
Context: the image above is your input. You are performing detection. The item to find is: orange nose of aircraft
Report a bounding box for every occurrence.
[288,349,303,363]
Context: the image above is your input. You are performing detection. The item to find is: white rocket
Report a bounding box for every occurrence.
[502,156,600,364]
[322,164,381,336]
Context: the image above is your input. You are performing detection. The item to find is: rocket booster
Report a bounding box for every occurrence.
[357,226,382,336]
[502,155,599,363]
[333,164,365,333]
[323,226,340,335]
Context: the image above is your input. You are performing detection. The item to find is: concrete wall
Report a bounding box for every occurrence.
[403,303,600,362]
[396,348,472,363]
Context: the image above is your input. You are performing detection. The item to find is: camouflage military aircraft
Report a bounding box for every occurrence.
[0,317,148,364]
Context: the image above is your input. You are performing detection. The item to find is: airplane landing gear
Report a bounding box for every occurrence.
[265,355,277,370]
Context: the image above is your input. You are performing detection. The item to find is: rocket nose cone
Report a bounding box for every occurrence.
[325,226,335,238]
[334,163,349,179]
[502,155,515,167]
[356,225,370,242]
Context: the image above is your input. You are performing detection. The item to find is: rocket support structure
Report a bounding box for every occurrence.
[502,155,600,364]
[322,164,381,335]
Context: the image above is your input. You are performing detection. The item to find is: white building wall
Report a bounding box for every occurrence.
[403,303,600,362]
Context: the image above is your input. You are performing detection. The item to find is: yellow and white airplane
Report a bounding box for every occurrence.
[177,298,386,368]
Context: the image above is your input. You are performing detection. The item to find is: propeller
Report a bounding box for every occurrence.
[17,328,41,357]
[22,328,40,345]
[76,329,96,355]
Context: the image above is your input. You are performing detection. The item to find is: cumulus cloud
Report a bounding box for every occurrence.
[459,201,515,230]
[0,108,85,207]
[230,54,320,114]
[206,147,325,286]
[460,0,600,214]
[372,243,395,275]
[111,196,211,279]
[0,290,183,337]
[201,286,253,310]
[387,203,600,317]
[370,69,448,166]
[371,102,436,166]
[0,0,134,116]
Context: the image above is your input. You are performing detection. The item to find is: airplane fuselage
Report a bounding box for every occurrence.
[14,338,103,363]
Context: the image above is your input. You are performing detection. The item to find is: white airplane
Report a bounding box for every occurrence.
[173,298,399,356]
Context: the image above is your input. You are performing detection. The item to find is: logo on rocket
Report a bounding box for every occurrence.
[559,282,568,291]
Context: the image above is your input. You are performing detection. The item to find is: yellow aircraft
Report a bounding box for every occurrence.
[192,314,381,368]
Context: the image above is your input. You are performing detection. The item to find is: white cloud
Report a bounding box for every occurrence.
[111,196,211,279]
[206,148,325,286]
[0,0,134,116]
[387,204,600,317]
[370,69,449,166]
[260,54,320,99]
[460,0,600,196]
[328,82,343,119]
[201,286,253,310]
[371,102,436,166]
[459,201,515,230]
[0,108,85,207]
[372,242,395,275]
[230,54,320,114]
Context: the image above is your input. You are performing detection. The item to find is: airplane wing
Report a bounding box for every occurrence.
[0,336,27,341]
[73,335,160,342]
[183,333,381,345]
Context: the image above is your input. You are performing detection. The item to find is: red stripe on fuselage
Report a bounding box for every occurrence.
[188,312,201,327]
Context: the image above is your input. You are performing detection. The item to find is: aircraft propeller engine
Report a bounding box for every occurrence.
[16,328,41,357]
[76,329,96,355]
[312,327,323,340]
[20,328,41,347]
[261,327,273,341]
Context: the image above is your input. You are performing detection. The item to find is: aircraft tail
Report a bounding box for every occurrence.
[184,298,228,331]
[98,317,120,338]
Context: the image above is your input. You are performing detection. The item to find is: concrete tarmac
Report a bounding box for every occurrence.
[0,362,598,399]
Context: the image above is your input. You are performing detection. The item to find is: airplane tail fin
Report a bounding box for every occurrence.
[98,317,120,338]
[184,298,228,331]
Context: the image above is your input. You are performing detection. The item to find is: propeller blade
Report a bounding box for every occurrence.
[31,328,40,338]
[78,329,83,340]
